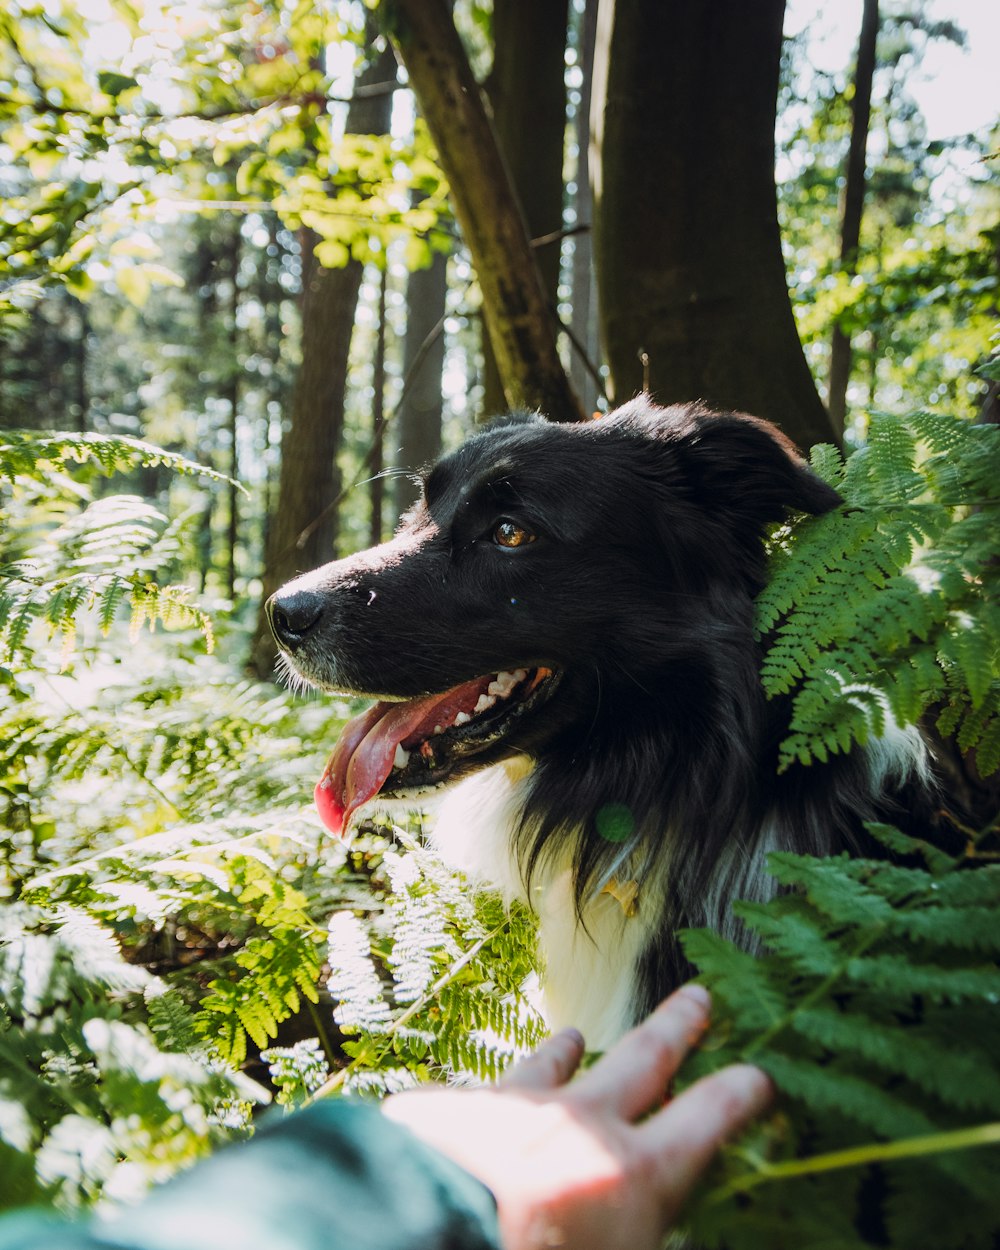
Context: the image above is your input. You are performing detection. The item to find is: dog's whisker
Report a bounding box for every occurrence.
[352,467,410,491]
[608,657,655,698]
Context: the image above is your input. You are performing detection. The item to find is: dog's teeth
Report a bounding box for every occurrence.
[454,711,471,726]
[393,744,410,769]
[489,669,526,698]
[474,693,496,714]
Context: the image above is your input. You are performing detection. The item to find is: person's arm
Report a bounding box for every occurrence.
[0,1098,500,1250]
[0,985,769,1250]
[384,983,772,1250]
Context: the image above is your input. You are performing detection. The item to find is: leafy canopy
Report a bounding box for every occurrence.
[0,0,449,314]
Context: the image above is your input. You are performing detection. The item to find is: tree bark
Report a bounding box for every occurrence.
[370,266,387,546]
[828,0,879,437]
[592,0,836,449]
[248,39,397,679]
[381,0,586,423]
[570,0,601,417]
[74,300,88,433]
[392,244,447,519]
[480,0,570,417]
[225,223,241,601]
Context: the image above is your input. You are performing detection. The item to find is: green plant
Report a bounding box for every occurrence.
[0,431,238,664]
[1,426,544,1211]
[757,409,999,775]
[0,901,259,1213]
[318,830,544,1096]
[0,430,331,1206]
[678,823,1000,1249]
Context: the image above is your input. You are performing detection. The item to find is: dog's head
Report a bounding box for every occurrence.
[269,397,840,836]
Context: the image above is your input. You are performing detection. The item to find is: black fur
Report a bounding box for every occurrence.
[270,397,933,1025]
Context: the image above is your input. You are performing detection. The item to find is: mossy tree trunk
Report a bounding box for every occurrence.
[382,0,586,424]
[569,0,601,417]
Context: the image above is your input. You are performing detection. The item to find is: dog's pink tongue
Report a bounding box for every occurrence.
[314,702,387,836]
[314,676,494,837]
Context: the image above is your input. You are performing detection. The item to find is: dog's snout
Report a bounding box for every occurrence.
[267,589,325,650]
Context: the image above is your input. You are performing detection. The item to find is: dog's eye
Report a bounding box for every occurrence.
[493,519,536,549]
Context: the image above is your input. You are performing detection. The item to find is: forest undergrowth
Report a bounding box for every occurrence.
[0,412,998,1247]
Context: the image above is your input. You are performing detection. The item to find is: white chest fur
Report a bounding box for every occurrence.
[430,760,656,1052]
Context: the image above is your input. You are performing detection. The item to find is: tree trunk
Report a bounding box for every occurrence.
[480,0,570,418]
[370,267,388,546]
[570,0,601,416]
[248,40,397,678]
[392,245,447,520]
[382,0,586,424]
[592,0,835,449]
[74,301,88,433]
[828,0,879,437]
[225,224,241,601]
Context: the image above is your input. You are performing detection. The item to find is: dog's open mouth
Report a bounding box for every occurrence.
[314,667,559,836]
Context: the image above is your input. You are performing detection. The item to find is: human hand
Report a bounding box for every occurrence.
[382,983,772,1250]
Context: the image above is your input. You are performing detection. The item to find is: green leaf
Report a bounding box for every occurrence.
[97,70,139,97]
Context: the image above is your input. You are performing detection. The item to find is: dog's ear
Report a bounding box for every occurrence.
[666,405,842,527]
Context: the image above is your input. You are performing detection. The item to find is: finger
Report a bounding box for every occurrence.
[638,1064,774,1211]
[499,1027,586,1092]
[571,984,711,1121]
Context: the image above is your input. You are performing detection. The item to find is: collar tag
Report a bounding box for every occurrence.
[601,876,640,918]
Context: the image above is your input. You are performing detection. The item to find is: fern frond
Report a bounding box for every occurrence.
[758,410,1000,772]
[1,492,215,663]
[789,1005,1000,1114]
[679,832,1000,1249]
[262,1039,330,1106]
[866,412,926,502]
[0,430,240,491]
[0,904,252,1211]
[315,833,543,1097]
[327,911,393,1035]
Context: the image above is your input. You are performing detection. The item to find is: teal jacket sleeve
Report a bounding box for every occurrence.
[0,1100,501,1250]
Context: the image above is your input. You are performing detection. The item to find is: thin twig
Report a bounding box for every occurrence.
[708,1122,1000,1203]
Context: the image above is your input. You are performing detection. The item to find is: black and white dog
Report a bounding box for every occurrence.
[269,397,931,1050]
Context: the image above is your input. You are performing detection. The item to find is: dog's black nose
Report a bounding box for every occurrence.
[267,590,324,650]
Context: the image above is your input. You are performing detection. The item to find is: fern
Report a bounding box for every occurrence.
[19,817,331,1071]
[0,903,258,1211]
[0,430,356,1210]
[0,651,339,901]
[0,430,235,664]
[757,411,1000,772]
[0,430,238,488]
[198,904,324,1070]
[262,1039,331,1106]
[678,823,1000,1250]
[0,493,214,663]
[319,829,544,1096]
